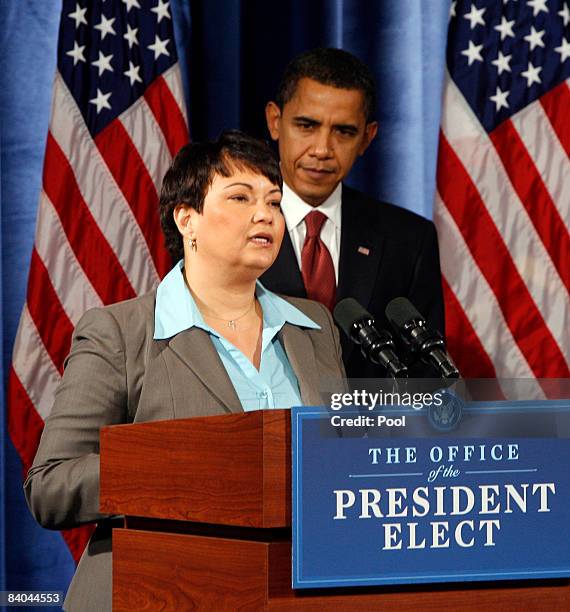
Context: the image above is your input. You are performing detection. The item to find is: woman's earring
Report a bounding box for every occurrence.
[190,237,197,252]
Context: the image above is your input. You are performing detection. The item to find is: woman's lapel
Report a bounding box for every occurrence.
[167,327,243,414]
[166,324,323,413]
[279,324,323,406]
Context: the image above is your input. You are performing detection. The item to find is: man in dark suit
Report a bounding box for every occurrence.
[261,48,445,378]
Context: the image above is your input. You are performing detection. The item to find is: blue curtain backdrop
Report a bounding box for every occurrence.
[178,0,449,218]
[0,0,449,600]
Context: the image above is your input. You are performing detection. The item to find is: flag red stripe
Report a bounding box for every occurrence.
[539,81,570,159]
[437,131,569,377]
[27,248,74,374]
[442,281,505,400]
[144,75,189,156]
[490,119,570,291]
[7,367,46,473]
[441,277,498,378]
[95,120,172,278]
[442,282,505,399]
[61,526,95,564]
[43,133,136,304]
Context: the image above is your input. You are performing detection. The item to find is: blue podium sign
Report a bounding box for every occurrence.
[292,402,570,589]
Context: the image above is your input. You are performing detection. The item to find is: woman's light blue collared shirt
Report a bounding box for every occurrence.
[153,261,320,411]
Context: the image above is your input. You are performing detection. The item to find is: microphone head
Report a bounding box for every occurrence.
[333,298,371,337]
[385,297,424,331]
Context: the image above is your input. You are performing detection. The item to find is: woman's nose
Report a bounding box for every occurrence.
[252,200,274,223]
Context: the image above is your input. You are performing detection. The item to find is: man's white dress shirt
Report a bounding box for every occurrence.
[280,182,342,283]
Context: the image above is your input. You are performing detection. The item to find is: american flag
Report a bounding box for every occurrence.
[435,0,570,382]
[7,0,188,561]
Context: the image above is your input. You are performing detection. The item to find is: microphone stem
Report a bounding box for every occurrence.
[425,348,460,379]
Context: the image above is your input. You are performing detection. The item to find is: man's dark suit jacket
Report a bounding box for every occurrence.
[261,185,445,378]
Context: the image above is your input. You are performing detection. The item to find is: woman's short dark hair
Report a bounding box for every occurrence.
[159,130,282,264]
[276,48,376,122]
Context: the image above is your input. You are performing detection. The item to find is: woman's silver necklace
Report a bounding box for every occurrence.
[203,300,256,331]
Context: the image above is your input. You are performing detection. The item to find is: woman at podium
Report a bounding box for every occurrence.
[24,130,345,612]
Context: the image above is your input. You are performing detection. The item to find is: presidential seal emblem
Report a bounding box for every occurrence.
[428,389,464,431]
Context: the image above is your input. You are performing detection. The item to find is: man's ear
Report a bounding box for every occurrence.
[265,101,282,141]
[173,204,197,239]
[359,121,378,155]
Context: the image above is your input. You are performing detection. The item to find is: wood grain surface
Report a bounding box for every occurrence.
[100,410,290,527]
[103,411,570,610]
[113,528,570,611]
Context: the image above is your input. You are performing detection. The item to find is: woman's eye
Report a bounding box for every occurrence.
[230,195,248,202]
[270,200,282,208]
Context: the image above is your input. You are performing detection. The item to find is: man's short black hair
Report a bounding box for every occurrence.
[159,130,282,264]
[276,47,376,122]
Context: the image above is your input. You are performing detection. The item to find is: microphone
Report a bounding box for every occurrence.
[333,298,408,378]
[385,297,460,379]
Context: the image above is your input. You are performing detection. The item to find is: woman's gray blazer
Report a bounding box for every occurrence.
[24,290,346,611]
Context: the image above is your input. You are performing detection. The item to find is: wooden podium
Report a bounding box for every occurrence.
[100,409,570,610]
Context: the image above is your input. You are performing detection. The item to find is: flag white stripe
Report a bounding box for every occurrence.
[36,192,103,325]
[434,194,538,381]
[510,94,570,232]
[162,64,189,125]
[119,96,173,193]
[50,72,160,293]
[12,307,62,421]
[441,75,570,365]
